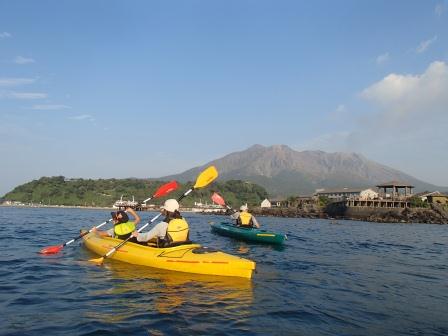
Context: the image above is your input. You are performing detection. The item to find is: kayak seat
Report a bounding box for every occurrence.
[163,240,194,248]
[154,238,194,248]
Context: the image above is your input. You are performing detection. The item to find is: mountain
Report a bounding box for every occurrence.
[160,144,445,197]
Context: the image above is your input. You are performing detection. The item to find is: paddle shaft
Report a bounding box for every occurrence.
[64,219,112,247]
[62,199,149,247]
[142,195,156,203]
[178,188,192,201]
[102,188,195,259]
[103,213,162,258]
[94,166,218,263]
[224,204,235,212]
[99,194,165,255]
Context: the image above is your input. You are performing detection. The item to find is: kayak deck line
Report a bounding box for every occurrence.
[166,260,200,264]
[158,247,198,258]
[256,233,276,237]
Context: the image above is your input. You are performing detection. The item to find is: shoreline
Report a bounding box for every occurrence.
[0,204,114,210]
[0,204,209,213]
[250,206,448,225]
[2,204,447,224]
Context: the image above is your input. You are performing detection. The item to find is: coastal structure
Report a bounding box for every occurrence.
[345,198,411,208]
[269,199,286,207]
[333,182,415,209]
[316,188,364,200]
[376,181,414,199]
[416,191,442,202]
[426,193,448,205]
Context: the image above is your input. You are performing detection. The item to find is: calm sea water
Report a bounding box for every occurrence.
[1,207,447,336]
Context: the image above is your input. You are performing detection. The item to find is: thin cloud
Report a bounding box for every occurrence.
[0,32,11,39]
[326,104,348,122]
[336,104,346,113]
[69,114,95,122]
[0,91,47,100]
[376,52,390,65]
[299,131,353,152]
[14,56,35,64]
[435,2,446,17]
[32,104,71,110]
[416,36,437,53]
[0,78,36,87]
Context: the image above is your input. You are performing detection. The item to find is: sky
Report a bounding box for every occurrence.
[1,0,448,196]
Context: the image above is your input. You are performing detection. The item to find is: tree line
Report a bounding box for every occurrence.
[1,176,269,208]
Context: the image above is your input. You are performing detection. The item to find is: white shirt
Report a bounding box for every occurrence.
[135,221,168,242]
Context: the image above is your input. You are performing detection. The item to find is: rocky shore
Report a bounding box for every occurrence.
[4,203,447,225]
[249,204,448,225]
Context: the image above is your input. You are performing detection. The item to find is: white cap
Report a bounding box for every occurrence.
[240,204,248,211]
[161,199,179,212]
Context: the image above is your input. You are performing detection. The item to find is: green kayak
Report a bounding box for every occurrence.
[211,222,286,245]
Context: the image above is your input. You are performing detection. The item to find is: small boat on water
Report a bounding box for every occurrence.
[210,222,287,245]
[82,231,256,279]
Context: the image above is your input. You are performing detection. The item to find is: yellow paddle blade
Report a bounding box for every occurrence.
[88,257,104,265]
[193,165,218,189]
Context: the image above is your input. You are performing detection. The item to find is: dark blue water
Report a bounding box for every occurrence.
[1,207,447,336]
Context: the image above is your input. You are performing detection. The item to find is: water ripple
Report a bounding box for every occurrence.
[0,208,447,335]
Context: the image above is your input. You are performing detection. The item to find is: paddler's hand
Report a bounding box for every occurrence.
[91,227,100,236]
[131,231,138,238]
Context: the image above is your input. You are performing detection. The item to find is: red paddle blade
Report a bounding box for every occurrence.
[153,180,178,198]
[39,245,63,254]
[211,192,226,206]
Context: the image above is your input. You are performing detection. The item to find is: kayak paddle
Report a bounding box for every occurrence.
[212,192,268,231]
[211,192,235,212]
[89,165,219,265]
[39,180,179,255]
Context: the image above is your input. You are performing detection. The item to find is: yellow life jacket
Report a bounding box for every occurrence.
[166,218,189,243]
[114,221,136,237]
[238,212,253,226]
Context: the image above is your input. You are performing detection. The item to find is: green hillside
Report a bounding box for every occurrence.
[1,176,268,208]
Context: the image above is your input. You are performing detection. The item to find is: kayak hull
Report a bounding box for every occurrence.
[211,222,286,245]
[82,232,255,279]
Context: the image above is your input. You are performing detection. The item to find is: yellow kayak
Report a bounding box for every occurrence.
[82,232,256,279]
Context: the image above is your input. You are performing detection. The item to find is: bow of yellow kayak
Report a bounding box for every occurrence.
[82,232,255,279]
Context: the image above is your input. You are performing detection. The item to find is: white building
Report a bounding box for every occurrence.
[260,199,271,208]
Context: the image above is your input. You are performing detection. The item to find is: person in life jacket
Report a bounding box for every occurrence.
[132,199,190,247]
[93,207,140,242]
[231,204,260,228]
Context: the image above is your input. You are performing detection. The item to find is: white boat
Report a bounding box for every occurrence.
[191,200,225,213]
[113,195,138,209]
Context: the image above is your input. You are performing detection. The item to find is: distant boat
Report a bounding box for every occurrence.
[113,195,138,209]
[191,200,225,213]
